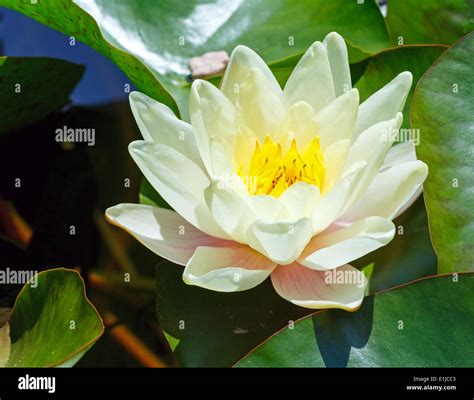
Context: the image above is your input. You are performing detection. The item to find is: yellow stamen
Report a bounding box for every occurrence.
[240,134,325,197]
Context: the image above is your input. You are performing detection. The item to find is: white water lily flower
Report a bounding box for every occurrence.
[106,32,428,311]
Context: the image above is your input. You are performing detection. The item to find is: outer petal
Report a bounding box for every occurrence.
[247,217,313,265]
[299,216,395,270]
[356,71,412,136]
[271,263,367,310]
[382,141,417,169]
[189,79,236,175]
[220,45,281,105]
[343,113,403,211]
[183,245,276,292]
[105,204,230,265]
[344,160,428,222]
[129,140,228,239]
[129,91,203,168]
[283,41,335,112]
[381,141,421,219]
[323,32,352,97]
[315,88,359,150]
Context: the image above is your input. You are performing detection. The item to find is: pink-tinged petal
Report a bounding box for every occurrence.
[299,216,395,270]
[271,263,367,310]
[183,245,276,292]
[106,204,231,266]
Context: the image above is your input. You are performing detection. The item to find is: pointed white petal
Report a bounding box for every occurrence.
[220,45,281,105]
[323,32,352,97]
[284,41,335,112]
[356,71,412,136]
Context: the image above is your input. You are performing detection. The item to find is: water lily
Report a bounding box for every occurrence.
[106,32,427,311]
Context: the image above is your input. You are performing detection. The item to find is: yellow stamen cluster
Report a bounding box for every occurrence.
[239,134,325,197]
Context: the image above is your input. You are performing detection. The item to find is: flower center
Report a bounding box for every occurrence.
[238,134,325,197]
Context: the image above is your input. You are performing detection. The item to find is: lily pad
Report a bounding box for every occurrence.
[385,0,472,46]
[3,0,389,118]
[0,57,84,135]
[237,273,474,367]
[411,32,474,273]
[1,0,178,112]
[354,45,447,129]
[155,262,312,367]
[5,268,104,367]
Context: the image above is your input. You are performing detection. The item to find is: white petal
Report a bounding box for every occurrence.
[105,204,229,265]
[382,141,422,219]
[271,263,367,310]
[189,79,236,175]
[284,41,335,112]
[299,216,395,270]
[204,180,255,243]
[343,114,403,211]
[129,141,228,239]
[183,245,276,292]
[382,141,417,169]
[220,45,281,105]
[314,161,367,233]
[344,160,428,221]
[323,32,352,97]
[323,139,351,189]
[278,182,320,221]
[277,101,318,150]
[247,195,290,223]
[315,88,359,150]
[247,217,313,265]
[235,67,285,140]
[233,125,259,171]
[129,91,203,168]
[346,114,403,170]
[209,136,234,177]
[356,71,412,136]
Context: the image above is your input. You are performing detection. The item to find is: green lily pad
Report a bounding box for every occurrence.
[1,0,178,113]
[5,268,104,367]
[0,57,84,135]
[411,32,474,273]
[237,273,474,367]
[354,45,447,129]
[385,0,473,46]
[3,0,389,119]
[155,262,312,367]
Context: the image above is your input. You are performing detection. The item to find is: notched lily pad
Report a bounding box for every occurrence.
[5,268,104,367]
